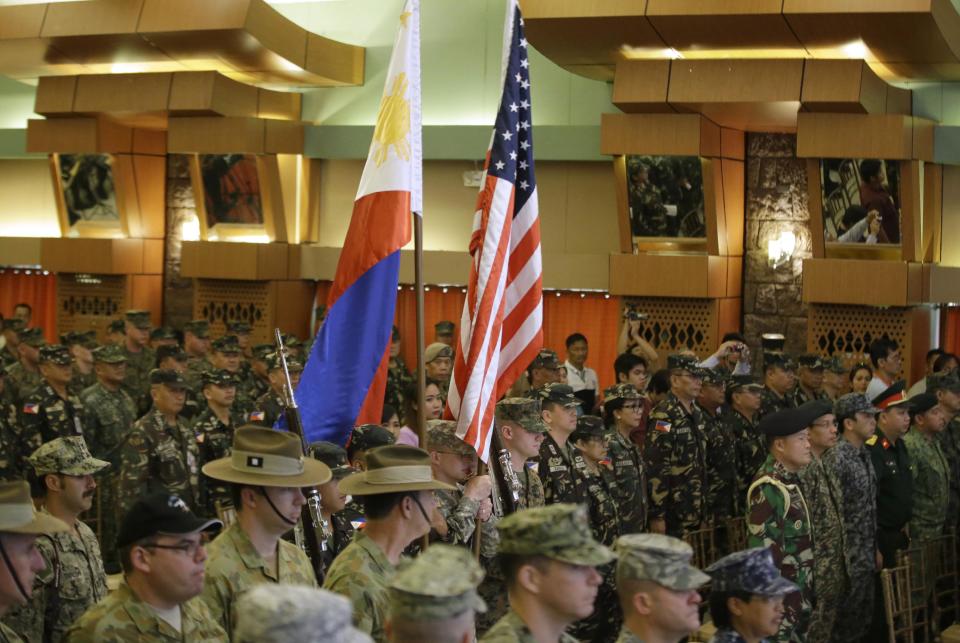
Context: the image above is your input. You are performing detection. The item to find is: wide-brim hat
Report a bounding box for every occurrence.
[0,481,69,535]
[202,426,332,487]
[339,445,455,496]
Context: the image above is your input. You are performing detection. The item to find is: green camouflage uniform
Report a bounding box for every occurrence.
[516,465,544,510]
[0,622,22,643]
[249,390,284,427]
[704,406,739,521]
[69,370,96,396]
[192,407,243,516]
[758,387,793,420]
[0,397,19,479]
[537,434,589,506]
[721,407,764,510]
[5,361,43,405]
[201,523,317,639]
[798,452,848,643]
[605,428,648,534]
[116,409,200,516]
[903,429,949,543]
[747,454,814,643]
[18,381,85,468]
[482,609,579,643]
[385,356,414,422]
[494,398,547,512]
[64,581,227,642]
[323,529,395,643]
[185,356,214,392]
[937,414,960,536]
[644,392,709,536]
[120,345,155,415]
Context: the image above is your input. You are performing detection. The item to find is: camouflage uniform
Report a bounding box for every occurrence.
[516,464,544,510]
[385,355,414,423]
[250,389,284,427]
[748,454,814,642]
[721,407,764,509]
[704,404,739,522]
[19,380,85,449]
[323,529,395,643]
[494,397,547,511]
[537,434,589,506]
[192,406,243,516]
[0,400,18,480]
[4,327,46,404]
[644,391,709,536]
[603,384,648,534]
[483,610,579,643]
[201,523,318,638]
[120,313,156,417]
[64,582,227,642]
[904,428,949,543]
[758,387,793,419]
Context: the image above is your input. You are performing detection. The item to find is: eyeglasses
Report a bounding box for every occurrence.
[140,537,207,558]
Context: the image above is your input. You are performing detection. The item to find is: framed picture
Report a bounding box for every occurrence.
[821,158,901,246]
[625,155,706,240]
[189,154,285,242]
[51,153,127,238]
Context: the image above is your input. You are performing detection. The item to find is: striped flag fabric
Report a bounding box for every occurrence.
[446,0,543,462]
[293,0,422,445]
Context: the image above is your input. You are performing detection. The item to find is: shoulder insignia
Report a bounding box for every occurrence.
[23,403,39,415]
[249,410,265,422]
[866,435,878,446]
[882,438,891,450]
[654,420,671,433]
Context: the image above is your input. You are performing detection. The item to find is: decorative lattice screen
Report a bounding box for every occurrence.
[623,297,715,358]
[194,279,272,344]
[807,304,915,381]
[57,273,126,340]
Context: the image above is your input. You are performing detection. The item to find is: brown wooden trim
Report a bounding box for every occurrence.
[806,159,825,259]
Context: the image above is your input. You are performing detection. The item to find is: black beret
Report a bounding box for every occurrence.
[909,392,939,416]
[759,399,832,438]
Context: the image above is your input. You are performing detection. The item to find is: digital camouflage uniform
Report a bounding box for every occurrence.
[64,582,227,642]
[603,384,648,535]
[515,464,544,510]
[494,397,547,512]
[201,523,317,639]
[19,380,85,449]
[4,328,45,405]
[934,375,960,535]
[903,428,949,543]
[0,390,20,480]
[483,609,579,643]
[323,529,396,643]
[537,434,589,506]
[748,454,814,643]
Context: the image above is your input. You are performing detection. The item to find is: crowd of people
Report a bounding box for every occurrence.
[0,302,957,643]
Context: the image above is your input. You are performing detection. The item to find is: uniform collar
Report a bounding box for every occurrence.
[117,581,194,638]
[226,523,283,580]
[351,529,394,576]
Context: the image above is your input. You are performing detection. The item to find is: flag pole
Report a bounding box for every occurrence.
[414,211,430,552]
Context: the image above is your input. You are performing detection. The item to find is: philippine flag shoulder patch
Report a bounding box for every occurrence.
[654,420,671,433]
[249,411,265,422]
[22,403,40,415]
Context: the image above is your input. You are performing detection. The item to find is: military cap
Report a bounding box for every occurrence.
[211,335,242,354]
[29,436,109,476]
[38,344,72,365]
[226,321,252,334]
[763,351,795,370]
[124,310,151,329]
[821,356,848,374]
[909,392,939,416]
[760,333,786,353]
[18,327,46,347]
[873,381,910,410]
[350,424,396,452]
[149,368,188,390]
[570,415,605,442]
[728,375,763,393]
[424,342,454,364]
[497,503,614,566]
[530,382,580,408]
[666,354,701,374]
[308,441,355,480]
[796,354,824,371]
[426,420,476,457]
[155,344,188,363]
[706,547,798,597]
[434,320,456,335]
[834,393,879,422]
[202,426,332,488]
[183,319,210,338]
[252,343,275,360]
[700,368,727,386]
[339,445,455,496]
[201,368,238,387]
[615,533,709,591]
[117,492,221,548]
[927,372,960,393]
[106,319,125,334]
[0,480,69,535]
[60,330,97,348]
[266,352,304,372]
[389,544,486,621]
[235,585,371,643]
[150,326,178,342]
[604,382,642,402]
[92,344,127,364]
[529,348,561,370]
[495,397,547,434]
[0,318,24,332]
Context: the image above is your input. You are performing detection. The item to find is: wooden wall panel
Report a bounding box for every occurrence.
[131,155,167,239]
[801,60,887,114]
[27,118,134,154]
[900,160,923,262]
[34,76,78,116]
[796,113,913,159]
[181,241,290,280]
[609,254,732,298]
[270,280,314,341]
[612,155,633,253]
[801,258,922,306]
[167,117,264,154]
[923,163,942,263]
[703,158,724,256]
[126,274,163,325]
[721,159,745,256]
[806,159,826,258]
[611,60,673,112]
[74,73,173,114]
[601,113,720,156]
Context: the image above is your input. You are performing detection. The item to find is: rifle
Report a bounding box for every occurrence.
[488,424,521,518]
[274,329,330,582]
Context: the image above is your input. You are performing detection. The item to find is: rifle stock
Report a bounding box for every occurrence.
[488,425,521,517]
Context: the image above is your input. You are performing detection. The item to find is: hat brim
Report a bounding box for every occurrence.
[551,541,616,567]
[202,457,332,488]
[753,575,800,597]
[158,516,223,538]
[5,512,70,535]
[338,471,455,496]
[61,457,111,476]
[661,566,712,591]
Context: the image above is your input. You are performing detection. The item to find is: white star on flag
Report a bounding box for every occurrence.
[502,130,512,140]
[495,160,505,170]
[519,180,529,190]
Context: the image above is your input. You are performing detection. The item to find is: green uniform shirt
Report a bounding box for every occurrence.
[481,608,579,643]
[903,428,949,543]
[0,622,23,643]
[323,529,395,643]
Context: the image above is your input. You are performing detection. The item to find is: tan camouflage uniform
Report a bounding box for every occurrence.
[323,529,395,643]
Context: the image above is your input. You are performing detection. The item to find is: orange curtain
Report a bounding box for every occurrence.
[0,269,58,343]
[943,308,960,354]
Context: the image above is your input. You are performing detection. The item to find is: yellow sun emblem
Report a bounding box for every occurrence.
[372,72,412,167]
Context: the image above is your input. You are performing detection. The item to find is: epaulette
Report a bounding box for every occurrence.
[866,435,878,446]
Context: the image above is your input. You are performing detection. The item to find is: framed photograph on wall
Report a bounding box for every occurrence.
[821,158,901,246]
[188,154,284,242]
[625,154,706,240]
[51,153,127,238]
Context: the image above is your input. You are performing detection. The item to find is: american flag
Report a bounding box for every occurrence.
[446,0,542,462]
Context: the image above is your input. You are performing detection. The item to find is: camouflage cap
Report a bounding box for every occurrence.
[700,368,727,386]
[434,320,456,335]
[529,348,560,370]
[763,351,795,371]
[350,424,396,452]
[706,547,798,597]
[389,544,486,621]
[727,375,763,393]
[426,420,476,457]
[252,343,275,360]
[796,354,823,371]
[234,585,372,643]
[149,368,188,390]
[614,533,710,591]
[266,352,304,372]
[106,319,126,334]
[308,441,355,480]
[18,327,46,347]
[150,326,178,341]
[495,397,547,434]
[666,354,700,373]
[424,342,454,364]
[497,503,615,567]
[212,335,242,354]
[201,368,239,387]
[226,321,252,334]
[603,383,641,403]
[821,356,848,374]
[0,318,24,332]
[570,415,605,442]
[92,344,127,364]
[124,310,152,329]
[183,319,210,338]
[529,383,580,408]
[282,334,303,348]
[29,436,109,476]
[38,344,72,365]
[927,372,960,393]
[156,344,188,363]
[834,392,879,422]
[60,330,97,348]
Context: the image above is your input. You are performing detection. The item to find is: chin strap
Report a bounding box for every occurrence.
[410,494,432,527]
[0,535,31,603]
[258,487,298,526]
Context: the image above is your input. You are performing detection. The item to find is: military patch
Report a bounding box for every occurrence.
[250,410,265,422]
[865,435,878,446]
[654,420,671,433]
[882,437,891,449]
[23,403,39,414]
[247,455,263,468]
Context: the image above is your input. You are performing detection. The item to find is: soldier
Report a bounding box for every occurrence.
[902,392,949,544]
[324,445,450,642]
[64,492,225,642]
[309,442,361,572]
[930,373,960,538]
[758,353,796,419]
[116,369,200,515]
[0,370,17,480]
[386,327,414,424]
[120,310,156,415]
[244,343,273,403]
[60,331,97,394]
[388,545,485,643]
[225,321,253,360]
[347,424,397,471]
[2,437,109,642]
[148,326,179,350]
[423,343,454,395]
[613,533,709,643]
[0,480,69,643]
[200,426,331,637]
[434,320,456,347]
[790,354,824,406]
[234,584,372,643]
[104,319,125,346]
[868,382,913,565]
[720,375,764,519]
[825,393,881,641]
[705,547,799,643]
[18,345,85,469]
[249,353,303,428]
[193,369,244,516]
[183,319,213,388]
[821,357,849,401]
[155,344,201,420]
[78,344,137,574]
[698,369,737,529]
[481,503,613,643]
[533,383,589,506]
[0,318,23,370]
[602,383,648,534]
[644,354,708,537]
[747,406,816,642]
[206,336,253,414]
[795,399,847,643]
[5,327,46,405]
[494,398,546,510]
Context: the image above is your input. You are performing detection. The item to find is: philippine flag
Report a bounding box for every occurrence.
[294,0,422,445]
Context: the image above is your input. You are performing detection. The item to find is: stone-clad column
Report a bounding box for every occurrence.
[163,154,196,328]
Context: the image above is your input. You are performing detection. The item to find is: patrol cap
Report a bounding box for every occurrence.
[796,354,823,371]
[150,326,178,342]
[350,424,396,452]
[1,318,24,332]
[212,335,242,354]
[530,383,580,408]
[201,368,239,388]
[529,348,561,370]
[872,381,910,410]
[389,544,486,621]
[202,426,332,488]
[60,330,97,349]
[124,310,151,329]
[909,392,939,417]
[0,480,69,535]
[834,393,879,423]
[29,436,109,476]
[426,420,476,457]
[763,351,795,371]
[706,547,798,597]
[570,415,605,443]
[308,441,355,480]
[183,320,210,338]
[266,352,303,372]
[424,342,453,364]
[92,344,127,364]
[155,344,188,364]
[495,397,547,434]
[728,375,763,394]
[434,320,456,336]
[700,368,727,386]
[603,383,642,403]
[18,327,46,347]
[760,333,786,353]
[252,344,274,360]
[106,319,125,334]
[38,344,72,365]
[927,372,960,393]
[234,585,371,643]
[116,492,221,548]
[615,533,710,591]
[149,368,188,390]
[226,321,252,334]
[821,356,848,374]
[497,503,614,567]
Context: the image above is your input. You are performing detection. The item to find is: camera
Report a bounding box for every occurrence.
[624,308,648,322]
